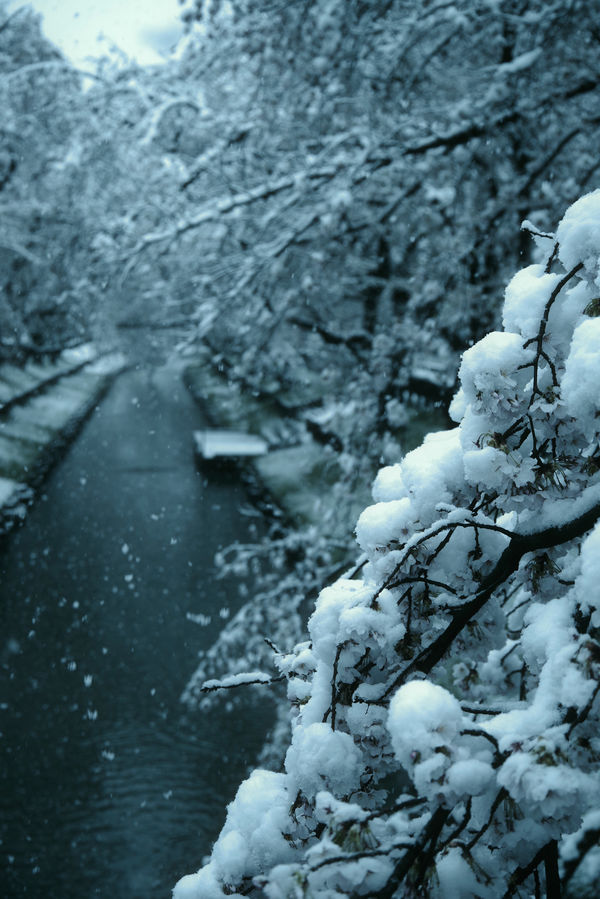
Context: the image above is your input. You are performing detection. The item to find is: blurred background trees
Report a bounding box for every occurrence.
[3,0,598,393]
[168,0,600,418]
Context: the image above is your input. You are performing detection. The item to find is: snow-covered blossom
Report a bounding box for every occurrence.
[388,680,463,768]
[562,318,600,430]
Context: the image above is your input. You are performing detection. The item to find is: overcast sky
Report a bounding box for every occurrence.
[7,0,185,66]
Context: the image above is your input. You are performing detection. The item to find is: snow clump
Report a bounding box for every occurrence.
[557,188,600,279]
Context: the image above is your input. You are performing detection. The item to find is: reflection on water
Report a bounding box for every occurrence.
[0,364,274,898]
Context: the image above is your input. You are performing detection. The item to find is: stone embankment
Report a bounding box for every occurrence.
[0,345,126,534]
[183,348,450,544]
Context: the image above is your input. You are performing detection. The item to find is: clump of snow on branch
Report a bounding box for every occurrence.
[174,192,600,898]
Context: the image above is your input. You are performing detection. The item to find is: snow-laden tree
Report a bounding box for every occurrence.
[0,2,80,352]
[174,193,600,898]
[163,0,600,408]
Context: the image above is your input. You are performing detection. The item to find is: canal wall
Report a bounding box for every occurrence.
[0,346,126,535]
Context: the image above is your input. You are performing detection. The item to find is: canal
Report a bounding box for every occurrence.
[0,363,274,897]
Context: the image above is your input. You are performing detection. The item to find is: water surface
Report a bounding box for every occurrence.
[0,364,273,897]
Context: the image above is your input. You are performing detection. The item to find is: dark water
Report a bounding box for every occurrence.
[0,364,273,898]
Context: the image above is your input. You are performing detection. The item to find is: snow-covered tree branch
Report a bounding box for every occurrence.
[174,193,600,898]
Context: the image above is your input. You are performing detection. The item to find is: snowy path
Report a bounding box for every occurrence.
[0,364,273,898]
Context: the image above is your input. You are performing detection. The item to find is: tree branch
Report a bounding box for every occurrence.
[200,673,284,692]
[503,841,553,898]
[384,496,600,695]
[523,262,584,403]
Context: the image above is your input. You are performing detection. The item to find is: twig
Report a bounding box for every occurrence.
[461,705,505,716]
[566,681,600,737]
[523,262,584,404]
[329,643,345,731]
[460,728,500,754]
[441,797,472,848]
[371,806,450,899]
[309,841,413,873]
[503,841,552,898]
[200,674,284,693]
[466,788,508,851]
